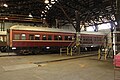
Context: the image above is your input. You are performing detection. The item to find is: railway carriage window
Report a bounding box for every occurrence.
[35,35,40,40]
[98,37,101,41]
[72,36,75,40]
[29,34,34,40]
[0,36,3,42]
[80,37,82,41]
[88,37,92,41]
[90,38,92,41]
[65,36,68,40]
[54,35,58,40]
[117,34,120,41]
[97,37,99,41]
[58,35,62,40]
[42,35,46,40]
[54,35,62,40]
[21,34,26,40]
[4,36,7,42]
[100,38,102,41]
[64,36,72,40]
[14,34,20,40]
[68,36,72,40]
[48,35,52,40]
[94,37,97,41]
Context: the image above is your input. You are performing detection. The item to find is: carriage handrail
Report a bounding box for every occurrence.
[67,41,76,48]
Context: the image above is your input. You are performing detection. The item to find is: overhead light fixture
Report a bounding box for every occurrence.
[44,0,49,4]
[99,15,102,18]
[48,4,52,7]
[41,14,43,17]
[111,15,115,20]
[29,13,33,18]
[51,0,55,4]
[3,4,8,7]
[115,22,117,25]
[51,0,54,2]
[42,11,44,14]
[44,15,46,17]
[45,6,50,10]
[44,10,47,13]
[43,18,46,19]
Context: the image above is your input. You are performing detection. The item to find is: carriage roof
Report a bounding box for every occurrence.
[10,25,106,35]
[10,25,75,33]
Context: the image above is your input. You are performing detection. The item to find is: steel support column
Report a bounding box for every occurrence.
[116,0,120,27]
[94,23,98,32]
[75,11,80,54]
[114,0,120,55]
[110,21,115,57]
[0,20,5,31]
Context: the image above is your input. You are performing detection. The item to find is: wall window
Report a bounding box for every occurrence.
[14,34,20,40]
[42,35,46,40]
[35,35,40,40]
[21,34,26,40]
[48,35,52,40]
[29,34,34,40]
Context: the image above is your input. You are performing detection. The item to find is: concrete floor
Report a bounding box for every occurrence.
[0,52,116,80]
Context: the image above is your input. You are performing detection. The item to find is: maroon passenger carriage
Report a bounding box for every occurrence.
[7,25,75,54]
[7,25,106,54]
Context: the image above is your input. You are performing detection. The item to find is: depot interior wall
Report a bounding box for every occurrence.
[0,22,19,31]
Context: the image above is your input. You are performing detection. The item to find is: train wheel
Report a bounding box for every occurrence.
[32,50,40,54]
[15,50,30,55]
[0,46,7,52]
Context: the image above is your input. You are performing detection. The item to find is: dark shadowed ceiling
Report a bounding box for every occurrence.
[0,0,116,27]
[0,0,45,23]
